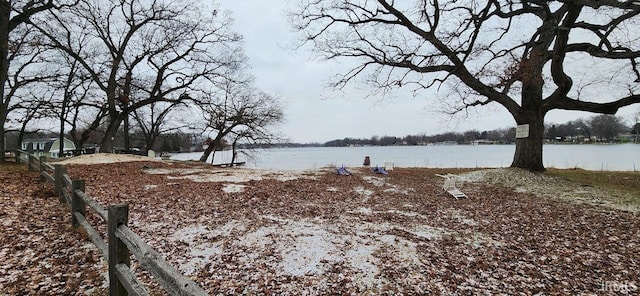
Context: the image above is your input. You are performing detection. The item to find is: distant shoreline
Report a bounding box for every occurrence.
[171,144,640,172]
[261,141,639,149]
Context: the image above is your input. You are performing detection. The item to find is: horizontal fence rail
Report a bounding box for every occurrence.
[15,150,207,296]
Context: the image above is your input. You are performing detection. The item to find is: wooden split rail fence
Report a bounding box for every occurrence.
[15,151,207,296]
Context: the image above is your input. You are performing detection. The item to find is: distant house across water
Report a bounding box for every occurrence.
[21,137,76,158]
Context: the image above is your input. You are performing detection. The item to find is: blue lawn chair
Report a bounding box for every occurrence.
[371,165,388,175]
[336,165,352,176]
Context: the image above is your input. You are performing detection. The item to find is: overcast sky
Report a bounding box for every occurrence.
[219,0,639,144]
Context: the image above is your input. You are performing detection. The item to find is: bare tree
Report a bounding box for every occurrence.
[30,0,242,153]
[590,114,626,141]
[574,118,592,140]
[45,54,97,156]
[61,83,108,150]
[227,104,286,164]
[2,29,53,148]
[291,0,640,171]
[8,94,50,148]
[0,1,76,160]
[198,81,285,163]
[33,7,107,152]
[132,101,185,152]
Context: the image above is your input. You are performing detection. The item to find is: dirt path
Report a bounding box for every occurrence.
[0,163,106,295]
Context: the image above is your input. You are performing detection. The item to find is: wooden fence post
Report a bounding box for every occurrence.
[39,156,48,182]
[15,150,21,164]
[54,165,67,203]
[108,204,130,296]
[70,179,86,227]
[28,154,35,172]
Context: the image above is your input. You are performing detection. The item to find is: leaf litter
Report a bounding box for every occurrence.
[2,157,639,295]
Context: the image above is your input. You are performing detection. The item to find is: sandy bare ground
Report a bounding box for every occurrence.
[2,154,640,295]
[54,153,162,165]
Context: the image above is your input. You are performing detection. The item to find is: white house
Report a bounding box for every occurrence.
[21,137,76,158]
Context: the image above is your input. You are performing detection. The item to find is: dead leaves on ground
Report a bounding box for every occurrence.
[62,162,640,295]
[0,163,107,295]
[2,160,638,295]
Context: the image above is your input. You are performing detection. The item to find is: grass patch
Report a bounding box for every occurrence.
[546,168,640,192]
[546,168,640,207]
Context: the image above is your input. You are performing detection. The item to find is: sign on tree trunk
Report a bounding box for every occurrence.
[516,124,530,139]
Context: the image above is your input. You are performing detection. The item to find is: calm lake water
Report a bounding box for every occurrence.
[171,144,640,171]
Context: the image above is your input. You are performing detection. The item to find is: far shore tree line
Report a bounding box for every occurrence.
[7,110,638,155]
[323,114,639,147]
[1,1,283,164]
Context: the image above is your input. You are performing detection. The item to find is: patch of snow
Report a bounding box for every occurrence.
[181,245,223,275]
[444,209,479,226]
[171,221,244,244]
[386,210,425,218]
[222,183,245,193]
[171,225,209,244]
[272,173,303,182]
[354,186,374,197]
[143,184,158,190]
[167,216,451,291]
[515,187,528,193]
[167,173,264,183]
[237,225,278,249]
[383,186,415,195]
[353,207,373,215]
[147,167,321,183]
[144,222,167,231]
[261,214,289,223]
[345,243,380,286]
[363,175,413,195]
[170,222,246,275]
[377,234,421,266]
[143,168,206,175]
[410,225,448,240]
[362,176,385,187]
[279,227,340,276]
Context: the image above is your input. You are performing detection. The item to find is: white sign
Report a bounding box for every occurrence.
[516,124,530,139]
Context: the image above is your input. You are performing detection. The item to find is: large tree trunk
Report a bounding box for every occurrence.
[231,140,238,164]
[123,109,130,151]
[0,123,5,162]
[199,137,224,163]
[99,115,123,153]
[145,134,154,153]
[199,138,215,162]
[59,112,65,158]
[0,2,10,162]
[511,110,546,172]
